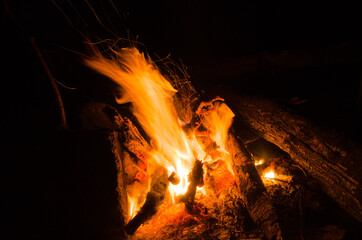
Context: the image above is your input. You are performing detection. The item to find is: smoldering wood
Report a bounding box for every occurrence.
[230,96,362,223]
[179,159,204,212]
[78,102,151,186]
[117,116,152,165]
[125,170,168,235]
[227,134,283,240]
[168,171,181,185]
[79,103,151,165]
[78,102,166,236]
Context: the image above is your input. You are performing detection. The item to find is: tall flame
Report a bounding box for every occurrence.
[85,48,203,206]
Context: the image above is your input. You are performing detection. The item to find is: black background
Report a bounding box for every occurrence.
[2,0,362,138]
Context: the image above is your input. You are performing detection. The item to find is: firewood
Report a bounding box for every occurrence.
[125,170,168,235]
[117,116,152,165]
[179,159,204,212]
[230,96,362,223]
[227,134,284,240]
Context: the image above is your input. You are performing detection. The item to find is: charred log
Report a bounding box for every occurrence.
[231,96,362,223]
[168,171,181,185]
[179,159,204,212]
[125,170,168,235]
[117,116,152,165]
[227,134,284,240]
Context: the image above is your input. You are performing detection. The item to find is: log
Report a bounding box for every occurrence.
[179,159,204,212]
[227,134,283,240]
[125,169,168,235]
[230,96,362,223]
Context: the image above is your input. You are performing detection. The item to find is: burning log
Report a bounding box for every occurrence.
[230,96,362,223]
[125,169,168,235]
[168,171,181,185]
[179,159,204,212]
[227,134,284,240]
[117,116,152,165]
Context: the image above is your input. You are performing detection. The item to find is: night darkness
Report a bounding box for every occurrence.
[2,0,362,239]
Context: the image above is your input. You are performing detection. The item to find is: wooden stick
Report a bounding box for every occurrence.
[124,170,168,235]
[30,37,68,130]
[228,134,283,240]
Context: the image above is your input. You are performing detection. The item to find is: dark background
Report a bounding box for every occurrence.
[2,0,362,239]
[2,0,362,139]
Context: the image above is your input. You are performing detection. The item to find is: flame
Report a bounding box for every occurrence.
[202,102,235,153]
[255,159,264,166]
[128,195,138,219]
[264,170,275,179]
[196,100,235,174]
[85,47,233,218]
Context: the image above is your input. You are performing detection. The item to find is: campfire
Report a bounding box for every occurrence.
[84,47,246,237]
[82,46,362,239]
[3,1,362,239]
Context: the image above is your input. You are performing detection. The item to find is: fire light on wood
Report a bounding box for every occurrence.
[83,45,362,240]
[85,47,240,233]
[264,170,275,179]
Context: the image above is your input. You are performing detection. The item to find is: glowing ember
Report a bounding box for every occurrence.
[85,47,234,218]
[255,159,264,166]
[264,170,275,179]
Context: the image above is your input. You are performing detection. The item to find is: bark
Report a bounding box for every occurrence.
[117,116,151,165]
[109,131,129,224]
[231,96,362,223]
[227,134,283,240]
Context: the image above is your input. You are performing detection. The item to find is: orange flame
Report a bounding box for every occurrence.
[199,101,235,174]
[264,170,275,179]
[85,47,234,218]
[255,159,264,166]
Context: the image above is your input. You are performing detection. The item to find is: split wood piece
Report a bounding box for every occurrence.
[118,116,152,165]
[125,170,168,235]
[228,134,283,240]
[232,96,362,223]
[117,116,151,185]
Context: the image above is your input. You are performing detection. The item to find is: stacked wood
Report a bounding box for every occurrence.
[228,96,362,223]
[227,134,284,240]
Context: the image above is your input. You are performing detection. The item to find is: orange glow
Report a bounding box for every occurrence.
[85,47,234,219]
[264,170,275,179]
[254,159,264,166]
[200,101,235,174]
[128,195,137,219]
